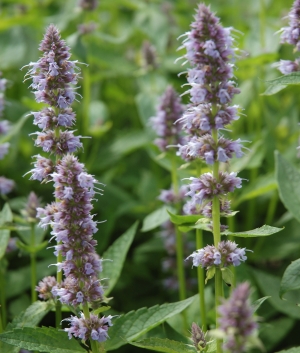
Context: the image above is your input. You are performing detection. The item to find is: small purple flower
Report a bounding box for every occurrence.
[64,312,113,343]
[36,276,58,300]
[0,177,15,195]
[218,282,258,353]
[186,240,250,269]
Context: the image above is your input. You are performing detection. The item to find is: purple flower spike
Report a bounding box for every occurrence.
[218,282,258,353]
[149,86,185,152]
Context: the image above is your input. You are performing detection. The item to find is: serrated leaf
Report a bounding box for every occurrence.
[252,296,270,313]
[0,327,85,353]
[141,206,171,232]
[221,268,234,286]
[0,204,13,260]
[131,337,196,353]
[11,301,55,328]
[280,259,300,299]
[102,222,137,295]
[263,72,300,96]
[222,225,283,238]
[104,296,195,351]
[275,151,300,223]
[168,211,202,226]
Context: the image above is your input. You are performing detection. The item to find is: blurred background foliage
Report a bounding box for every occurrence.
[1,0,300,352]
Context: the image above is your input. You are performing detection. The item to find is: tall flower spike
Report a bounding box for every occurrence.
[0,73,14,195]
[274,0,300,74]
[25,25,111,345]
[149,86,185,152]
[217,282,258,353]
[177,4,244,230]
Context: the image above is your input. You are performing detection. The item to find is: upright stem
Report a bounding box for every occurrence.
[212,128,223,353]
[30,223,37,303]
[82,65,91,154]
[170,154,186,302]
[82,303,100,353]
[196,229,207,331]
[0,259,6,331]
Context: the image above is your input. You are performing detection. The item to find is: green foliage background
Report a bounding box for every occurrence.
[1,0,300,352]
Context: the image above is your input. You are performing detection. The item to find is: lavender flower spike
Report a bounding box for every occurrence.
[274,0,300,74]
[218,282,258,353]
[149,86,185,152]
[25,25,112,344]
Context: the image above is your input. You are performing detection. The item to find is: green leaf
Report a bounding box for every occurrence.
[263,72,300,95]
[252,296,270,313]
[279,259,300,299]
[102,222,138,296]
[141,206,171,232]
[130,338,196,353]
[168,211,202,226]
[276,348,300,353]
[0,327,85,353]
[275,151,300,223]
[251,268,300,319]
[221,267,234,286]
[0,204,13,260]
[205,267,215,284]
[0,114,30,144]
[222,225,283,238]
[10,301,55,329]
[104,296,196,351]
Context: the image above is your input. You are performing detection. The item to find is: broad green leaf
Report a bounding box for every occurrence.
[275,151,300,223]
[280,259,300,299]
[276,348,300,353]
[102,222,138,295]
[135,92,157,128]
[222,225,283,238]
[252,296,270,313]
[104,296,196,351]
[142,206,171,232]
[0,327,85,353]
[263,72,300,95]
[221,267,234,286]
[131,338,196,353]
[251,268,300,319]
[10,301,55,328]
[168,211,202,226]
[0,204,13,260]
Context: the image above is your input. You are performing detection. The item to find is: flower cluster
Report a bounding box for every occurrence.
[186,240,248,268]
[0,74,14,195]
[274,0,300,74]
[191,322,207,352]
[25,24,111,343]
[65,313,113,343]
[218,282,258,353]
[149,86,185,152]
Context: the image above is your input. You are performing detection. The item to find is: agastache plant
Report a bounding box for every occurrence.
[23,25,112,351]
[176,4,250,351]
[217,282,258,353]
[0,73,14,195]
[273,0,300,74]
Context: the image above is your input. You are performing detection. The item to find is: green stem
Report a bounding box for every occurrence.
[0,259,6,331]
[82,303,100,353]
[196,229,207,331]
[212,128,223,353]
[30,223,37,303]
[215,268,223,353]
